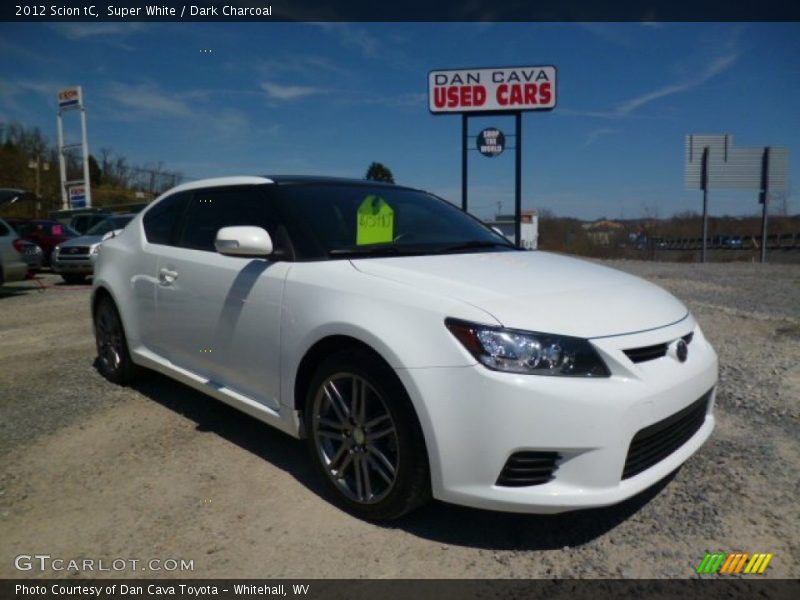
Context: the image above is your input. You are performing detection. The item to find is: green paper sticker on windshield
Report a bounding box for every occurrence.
[356,195,394,245]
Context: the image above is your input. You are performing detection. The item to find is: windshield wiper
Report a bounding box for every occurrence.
[328,245,406,258]
[438,240,516,253]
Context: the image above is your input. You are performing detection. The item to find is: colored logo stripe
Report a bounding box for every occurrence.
[720,553,748,574]
[697,552,726,574]
[744,553,773,574]
[696,552,773,574]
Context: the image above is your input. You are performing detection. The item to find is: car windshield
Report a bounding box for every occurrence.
[276,184,515,260]
[86,215,133,236]
[49,223,79,237]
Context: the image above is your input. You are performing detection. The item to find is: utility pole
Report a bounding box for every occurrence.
[27,156,50,218]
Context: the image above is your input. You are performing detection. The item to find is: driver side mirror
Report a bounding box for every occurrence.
[215,226,273,257]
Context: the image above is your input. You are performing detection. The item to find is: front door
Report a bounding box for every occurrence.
[155,185,287,410]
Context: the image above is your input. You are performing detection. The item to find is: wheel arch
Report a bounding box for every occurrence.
[91,284,116,318]
[294,335,390,414]
[91,284,135,352]
[292,335,430,458]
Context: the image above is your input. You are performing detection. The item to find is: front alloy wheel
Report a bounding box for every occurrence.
[305,350,430,520]
[312,373,400,504]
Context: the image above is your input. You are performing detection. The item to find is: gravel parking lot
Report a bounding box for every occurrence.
[1,260,798,579]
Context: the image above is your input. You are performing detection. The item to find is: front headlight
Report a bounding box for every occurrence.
[53,245,61,255]
[91,244,100,255]
[445,318,610,377]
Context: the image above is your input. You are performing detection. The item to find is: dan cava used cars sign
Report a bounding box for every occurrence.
[428,66,556,114]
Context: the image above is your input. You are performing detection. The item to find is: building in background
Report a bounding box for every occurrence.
[486,210,538,249]
[582,219,624,246]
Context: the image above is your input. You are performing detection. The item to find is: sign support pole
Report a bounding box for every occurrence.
[701,147,709,263]
[80,106,93,208]
[461,114,468,211]
[514,111,522,248]
[759,146,770,264]
[56,112,68,211]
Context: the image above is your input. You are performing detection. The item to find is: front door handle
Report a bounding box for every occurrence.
[158,268,178,285]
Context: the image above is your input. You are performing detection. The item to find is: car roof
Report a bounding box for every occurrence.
[263,175,410,189]
[162,175,418,197]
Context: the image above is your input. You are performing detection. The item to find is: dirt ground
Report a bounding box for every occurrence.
[0,262,798,579]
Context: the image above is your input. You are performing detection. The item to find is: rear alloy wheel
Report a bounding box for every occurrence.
[305,350,430,520]
[94,296,136,385]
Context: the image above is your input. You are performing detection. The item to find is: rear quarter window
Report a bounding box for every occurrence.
[143,192,190,245]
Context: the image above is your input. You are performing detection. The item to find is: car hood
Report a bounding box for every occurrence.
[58,235,104,248]
[350,251,688,338]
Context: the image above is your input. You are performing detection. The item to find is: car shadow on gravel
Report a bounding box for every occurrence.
[0,286,30,298]
[128,370,323,492]
[128,369,677,552]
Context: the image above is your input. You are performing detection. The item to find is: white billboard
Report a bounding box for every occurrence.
[428,66,556,114]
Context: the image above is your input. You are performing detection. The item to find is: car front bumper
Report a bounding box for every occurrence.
[396,316,718,513]
[51,253,96,275]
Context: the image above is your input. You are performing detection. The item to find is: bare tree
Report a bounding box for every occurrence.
[769,185,792,217]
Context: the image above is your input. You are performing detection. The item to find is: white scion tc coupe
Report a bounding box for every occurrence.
[92,176,718,520]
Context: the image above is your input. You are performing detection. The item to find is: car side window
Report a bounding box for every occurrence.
[0,221,9,236]
[143,192,190,246]
[175,186,278,253]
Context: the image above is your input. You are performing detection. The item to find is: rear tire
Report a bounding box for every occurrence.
[62,274,87,284]
[304,348,430,521]
[93,296,137,385]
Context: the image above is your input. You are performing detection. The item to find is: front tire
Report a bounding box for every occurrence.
[94,296,137,385]
[304,349,430,520]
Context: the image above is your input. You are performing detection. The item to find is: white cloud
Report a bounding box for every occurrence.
[103,82,194,118]
[584,128,618,146]
[577,23,632,47]
[261,81,322,100]
[50,23,147,40]
[562,48,739,120]
[255,55,347,77]
[616,51,738,116]
[311,23,381,57]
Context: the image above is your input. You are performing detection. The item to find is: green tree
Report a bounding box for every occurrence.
[365,162,395,184]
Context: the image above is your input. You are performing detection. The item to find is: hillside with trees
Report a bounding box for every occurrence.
[0,121,182,218]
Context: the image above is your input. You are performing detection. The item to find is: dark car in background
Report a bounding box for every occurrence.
[70,211,111,235]
[4,218,80,265]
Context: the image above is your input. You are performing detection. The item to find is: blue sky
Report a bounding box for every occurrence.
[1,22,798,220]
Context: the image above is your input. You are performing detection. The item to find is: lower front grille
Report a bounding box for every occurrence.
[496,451,560,487]
[622,390,712,480]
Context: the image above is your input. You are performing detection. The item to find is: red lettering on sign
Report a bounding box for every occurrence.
[434,85,488,108]
[473,85,486,106]
[540,82,552,105]
[496,83,550,107]
[497,84,509,106]
[524,84,538,105]
[510,85,523,104]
